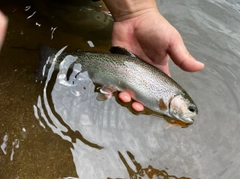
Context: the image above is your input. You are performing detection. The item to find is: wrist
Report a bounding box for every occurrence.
[103,0,158,21]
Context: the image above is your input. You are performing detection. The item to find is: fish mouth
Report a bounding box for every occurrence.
[181,117,194,124]
[179,113,196,123]
[171,112,195,123]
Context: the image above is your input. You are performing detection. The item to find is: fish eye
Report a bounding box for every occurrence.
[188,105,196,113]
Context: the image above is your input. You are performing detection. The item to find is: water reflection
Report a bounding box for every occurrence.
[31,0,113,38]
[117,151,190,179]
[1,0,240,178]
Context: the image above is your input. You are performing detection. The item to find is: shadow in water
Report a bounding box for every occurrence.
[117,151,190,179]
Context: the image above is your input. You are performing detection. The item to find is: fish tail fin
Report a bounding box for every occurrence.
[36,44,56,81]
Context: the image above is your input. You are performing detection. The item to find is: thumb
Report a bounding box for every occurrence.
[168,37,204,72]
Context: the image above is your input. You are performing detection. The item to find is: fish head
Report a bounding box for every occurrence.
[169,94,198,123]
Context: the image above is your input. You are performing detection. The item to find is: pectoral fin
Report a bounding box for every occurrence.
[96,93,108,101]
[99,85,117,94]
[96,85,118,101]
[159,98,168,111]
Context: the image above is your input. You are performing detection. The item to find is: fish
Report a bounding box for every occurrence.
[37,45,198,123]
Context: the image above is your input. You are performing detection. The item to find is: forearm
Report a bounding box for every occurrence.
[102,0,158,21]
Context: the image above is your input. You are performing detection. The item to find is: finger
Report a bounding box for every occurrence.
[0,11,8,51]
[168,37,204,72]
[118,92,131,103]
[132,102,144,112]
[118,92,145,112]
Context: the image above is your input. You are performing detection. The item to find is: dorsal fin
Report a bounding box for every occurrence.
[75,48,83,52]
[109,46,137,58]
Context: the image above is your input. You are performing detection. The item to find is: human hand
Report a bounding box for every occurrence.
[0,11,7,49]
[112,10,204,112]
[103,0,204,112]
[0,11,7,51]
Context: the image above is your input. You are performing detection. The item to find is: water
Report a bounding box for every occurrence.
[1,0,240,178]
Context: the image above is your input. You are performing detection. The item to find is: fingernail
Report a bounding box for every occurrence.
[196,60,204,67]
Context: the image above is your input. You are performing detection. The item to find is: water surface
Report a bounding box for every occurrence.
[1,0,240,178]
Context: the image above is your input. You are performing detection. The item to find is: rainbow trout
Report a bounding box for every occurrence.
[37,45,198,123]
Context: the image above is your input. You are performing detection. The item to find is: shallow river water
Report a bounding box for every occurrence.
[1,0,240,179]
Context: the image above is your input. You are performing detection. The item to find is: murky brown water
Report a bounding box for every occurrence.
[0,0,189,178]
[1,0,240,179]
[0,1,82,178]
